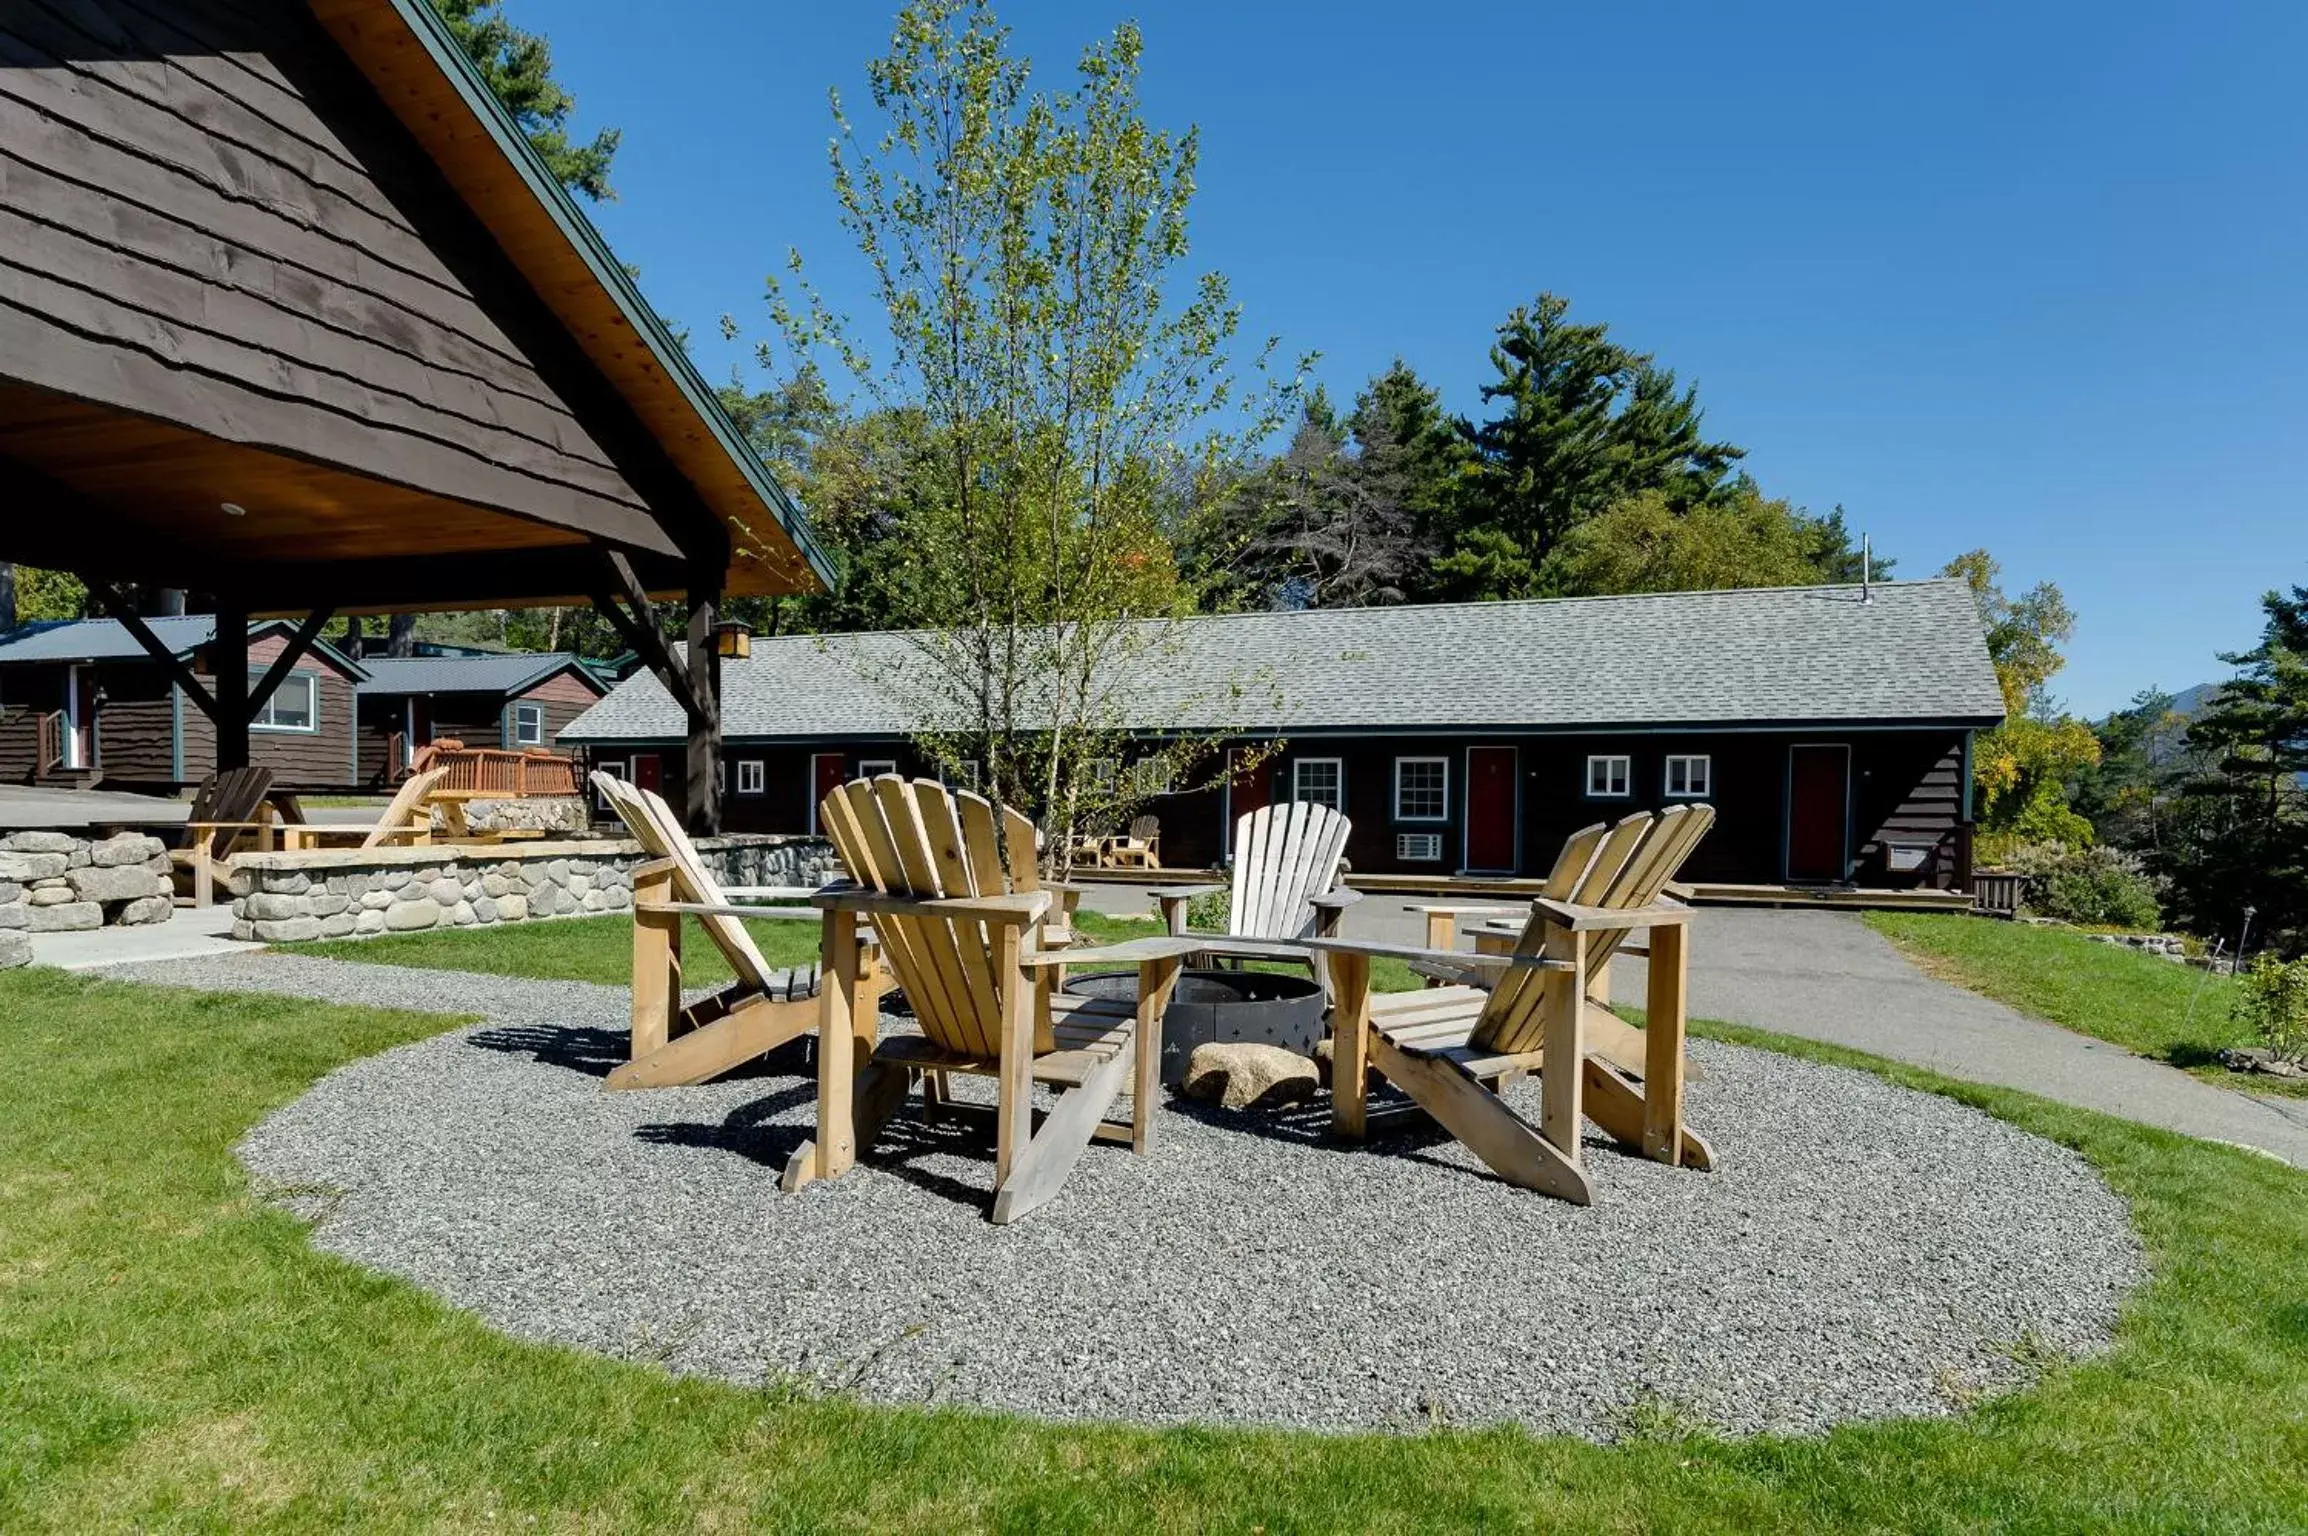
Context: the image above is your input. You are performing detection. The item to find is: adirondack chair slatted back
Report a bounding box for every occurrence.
[189,766,274,860]
[1127,814,1158,841]
[591,772,776,993]
[361,767,446,850]
[1467,804,1713,1056]
[1228,800,1351,940]
[818,775,1040,1058]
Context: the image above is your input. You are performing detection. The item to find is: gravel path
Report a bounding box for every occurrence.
[112,951,2143,1440]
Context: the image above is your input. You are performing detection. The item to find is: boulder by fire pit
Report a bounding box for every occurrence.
[1064,967,1326,1086]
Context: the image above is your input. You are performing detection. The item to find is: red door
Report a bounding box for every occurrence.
[631,753,662,794]
[1225,747,1270,859]
[811,753,847,833]
[1464,746,1518,872]
[1787,745,1851,883]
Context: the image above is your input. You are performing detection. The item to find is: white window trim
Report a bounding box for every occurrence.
[736,758,765,796]
[250,671,319,734]
[1392,756,1449,822]
[858,758,898,780]
[1292,756,1344,810]
[1585,754,1631,798]
[594,760,625,809]
[512,702,545,746]
[1664,753,1712,799]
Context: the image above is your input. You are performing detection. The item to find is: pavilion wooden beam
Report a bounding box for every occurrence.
[81,578,220,723]
[213,601,250,772]
[685,577,723,836]
[249,606,339,717]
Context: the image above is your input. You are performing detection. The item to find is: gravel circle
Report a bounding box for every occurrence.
[117,951,2144,1440]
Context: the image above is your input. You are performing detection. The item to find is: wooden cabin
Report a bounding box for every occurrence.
[0,618,363,791]
[558,580,2009,891]
[354,653,607,786]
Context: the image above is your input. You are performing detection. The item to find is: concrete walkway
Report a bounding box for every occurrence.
[28,904,252,971]
[1075,881,2308,1167]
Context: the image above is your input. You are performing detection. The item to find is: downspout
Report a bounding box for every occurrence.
[170,682,183,782]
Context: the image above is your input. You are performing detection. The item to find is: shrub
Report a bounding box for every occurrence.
[2004,842,2163,929]
[1184,881,1230,932]
[2232,956,2308,1063]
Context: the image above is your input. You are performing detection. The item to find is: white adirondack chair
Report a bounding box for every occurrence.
[1157,800,1360,968]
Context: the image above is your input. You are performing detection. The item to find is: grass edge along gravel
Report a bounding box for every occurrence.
[3,966,2306,1531]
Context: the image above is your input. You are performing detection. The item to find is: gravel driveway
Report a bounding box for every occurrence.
[105,950,2143,1441]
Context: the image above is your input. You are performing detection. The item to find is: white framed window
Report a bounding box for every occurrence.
[859,758,898,780]
[946,760,982,793]
[1664,754,1712,798]
[1394,757,1447,821]
[1585,754,1631,798]
[736,758,765,795]
[250,671,317,733]
[512,702,544,746]
[1292,757,1343,811]
[1396,831,1443,862]
[594,760,625,809]
[1130,756,1175,797]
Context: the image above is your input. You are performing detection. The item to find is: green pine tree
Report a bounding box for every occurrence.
[429,0,620,200]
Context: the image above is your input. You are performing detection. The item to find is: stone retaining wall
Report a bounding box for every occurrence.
[0,830,175,969]
[228,834,836,943]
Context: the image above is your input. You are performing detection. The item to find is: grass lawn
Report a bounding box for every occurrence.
[5,967,2308,1529]
[1863,913,2299,1096]
[300,909,1428,993]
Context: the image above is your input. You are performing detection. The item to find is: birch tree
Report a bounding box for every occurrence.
[769,0,1295,869]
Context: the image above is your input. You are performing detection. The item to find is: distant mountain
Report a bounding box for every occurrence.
[2169,682,2221,717]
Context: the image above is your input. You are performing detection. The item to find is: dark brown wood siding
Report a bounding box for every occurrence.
[0,0,663,548]
[592,727,1974,889]
[0,665,66,781]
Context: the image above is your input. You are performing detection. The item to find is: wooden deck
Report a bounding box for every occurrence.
[1068,865,1976,913]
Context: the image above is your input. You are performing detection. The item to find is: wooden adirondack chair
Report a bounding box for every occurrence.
[785,774,1203,1225]
[1104,814,1161,870]
[1309,805,1716,1206]
[169,766,277,906]
[599,771,861,1091]
[278,768,447,851]
[1156,800,1359,965]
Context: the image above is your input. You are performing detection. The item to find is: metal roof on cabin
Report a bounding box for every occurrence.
[353,653,600,699]
[0,617,362,675]
[0,616,221,664]
[558,578,2008,744]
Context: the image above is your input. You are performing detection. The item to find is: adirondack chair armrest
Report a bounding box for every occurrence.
[1299,936,1577,973]
[1307,887,1363,910]
[1529,896,1695,933]
[1156,883,1228,901]
[1400,903,1528,918]
[814,884,1054,927]
[718,886,822,902]
[1020,934,1204,968]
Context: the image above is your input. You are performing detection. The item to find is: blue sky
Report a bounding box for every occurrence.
[532,0,2306,716]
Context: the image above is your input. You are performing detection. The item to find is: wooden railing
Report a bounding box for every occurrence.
[36,711,65,775]
[408,739,582,798]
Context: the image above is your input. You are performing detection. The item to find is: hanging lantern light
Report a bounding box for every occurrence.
[711,620,754,660]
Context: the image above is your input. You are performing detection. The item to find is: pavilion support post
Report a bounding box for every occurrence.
[684,578,723,836]
[212,603,250,771]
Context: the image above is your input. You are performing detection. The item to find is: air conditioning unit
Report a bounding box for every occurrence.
[1396,832,1443,862]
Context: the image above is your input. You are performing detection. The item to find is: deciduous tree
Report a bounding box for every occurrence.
[767,0,1294,866]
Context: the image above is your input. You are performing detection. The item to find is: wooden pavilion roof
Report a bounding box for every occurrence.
[0,0,829,613]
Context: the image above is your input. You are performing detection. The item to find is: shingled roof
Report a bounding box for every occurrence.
[354,653,603,700]
[559,579,2007,745]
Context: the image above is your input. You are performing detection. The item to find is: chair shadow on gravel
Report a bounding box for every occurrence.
[632,1080,820,1169]
[465,1025,811,1083]
[1168,1086,1653,1187]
